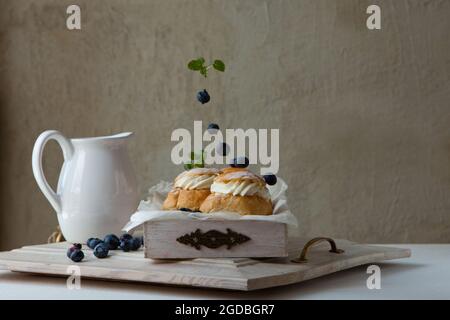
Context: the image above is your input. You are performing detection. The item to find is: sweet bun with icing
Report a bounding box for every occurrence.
[162,168,220,211]
[199,167,273,215]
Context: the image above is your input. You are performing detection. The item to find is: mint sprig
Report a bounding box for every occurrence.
[187,58,225,77]
[184,150,205,170]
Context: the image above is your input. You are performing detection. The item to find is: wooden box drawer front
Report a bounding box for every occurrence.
[144,220,288,259]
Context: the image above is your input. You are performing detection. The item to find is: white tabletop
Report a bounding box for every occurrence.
[0,244,448,300]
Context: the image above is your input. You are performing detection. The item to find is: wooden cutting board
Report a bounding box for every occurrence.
[0,238,410,291]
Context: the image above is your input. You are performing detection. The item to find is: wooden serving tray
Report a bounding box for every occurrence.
[0,238,410,291]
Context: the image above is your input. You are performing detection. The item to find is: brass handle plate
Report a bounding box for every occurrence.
[291,237,344,263]
[176,228,251,250]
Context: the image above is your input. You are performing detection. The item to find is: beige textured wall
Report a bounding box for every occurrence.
[1,0,449,250]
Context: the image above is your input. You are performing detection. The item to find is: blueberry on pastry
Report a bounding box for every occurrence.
[162,168,220,212]
[199,167,273,215]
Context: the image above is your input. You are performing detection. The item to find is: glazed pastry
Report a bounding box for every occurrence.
[200,167,273,215]
[162,168,220,211]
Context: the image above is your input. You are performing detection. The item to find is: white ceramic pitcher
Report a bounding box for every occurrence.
[32,130,139,243]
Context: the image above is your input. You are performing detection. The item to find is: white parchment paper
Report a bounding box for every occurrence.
[122,178,298,235]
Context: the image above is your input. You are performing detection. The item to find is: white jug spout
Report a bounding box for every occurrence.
[70,132,134,143]
[109,132,133,139]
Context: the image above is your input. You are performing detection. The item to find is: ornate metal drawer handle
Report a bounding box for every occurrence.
[291,237,345,263]
[176,228,251,250]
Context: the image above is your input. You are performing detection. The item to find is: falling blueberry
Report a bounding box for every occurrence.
[93,243,109,259]
[263,174,277,185]
[131,237,142,251]
[197,89,210,104]
[104,234,120,250]
[87,238,103,250]
[207,123,220,134]
[69,249,84,263]
[216,142,230,156]
[231,156,249,168]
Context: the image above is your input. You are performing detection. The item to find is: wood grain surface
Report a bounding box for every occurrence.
[0,238,411,291]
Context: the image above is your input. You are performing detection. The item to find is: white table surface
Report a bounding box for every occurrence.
[0,244,449,300]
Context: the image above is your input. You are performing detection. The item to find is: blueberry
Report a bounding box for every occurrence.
[216,142,230,156]
[263,174,277,186]
[131,237,142,251]
[104,234,120,250]
[67,246,76,258]
[231,156,249,168]
[179,207,193,212]
[93,243,109,259]
[66,243,82,258]
[196,89,210,104]
[120,233,133,242]
[120,240,133,252]
[87,238,103,250]
[69,249,84,263]
[87,238,95,247]
[207,123,220,133]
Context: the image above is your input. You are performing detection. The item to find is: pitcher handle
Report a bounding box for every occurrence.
[32,130,74,214]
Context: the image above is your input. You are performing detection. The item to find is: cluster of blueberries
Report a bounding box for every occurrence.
[66,233,143,262]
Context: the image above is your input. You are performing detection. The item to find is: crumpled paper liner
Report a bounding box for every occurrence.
[122,177,299,235]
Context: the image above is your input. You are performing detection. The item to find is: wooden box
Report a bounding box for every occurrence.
[144,220,288,259]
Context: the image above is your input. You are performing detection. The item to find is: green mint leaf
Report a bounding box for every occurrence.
[187,57,205,71]
[213,60,225,72]
[189,150,205,166]
[184,163,193,170]
[188,60,201,70]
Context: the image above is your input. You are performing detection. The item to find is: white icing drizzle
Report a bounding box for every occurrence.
[175,174,216,190]
[210,180,270,199]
